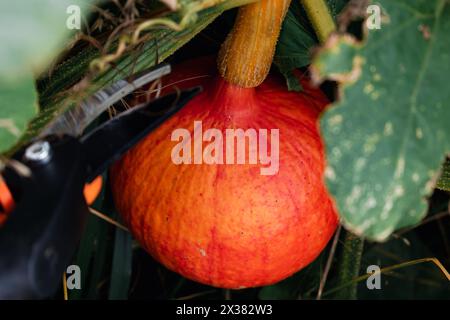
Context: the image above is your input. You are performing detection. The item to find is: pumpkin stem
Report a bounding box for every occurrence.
[217,0,291,88]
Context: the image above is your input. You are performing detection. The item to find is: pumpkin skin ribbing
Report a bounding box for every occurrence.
[110,56,338,289]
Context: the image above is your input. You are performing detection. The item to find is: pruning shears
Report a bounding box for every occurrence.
[0,63,201,299]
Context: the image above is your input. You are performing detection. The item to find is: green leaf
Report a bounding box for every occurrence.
[0,0,93,152]
[70,175,113,300]
[275,0,349,91]
[0,75,38,153]
[275,5,316,91]
[70,212,112,299]
[312,0,450,241]
[0,0,92,79]
[108,222,133,300]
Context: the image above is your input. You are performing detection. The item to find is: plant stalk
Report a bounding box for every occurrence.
[301,0,336,43]
[333,230,364,299]
[437,158,450,192]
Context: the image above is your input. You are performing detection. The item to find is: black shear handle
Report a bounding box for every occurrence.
[0,136,88,299]
[0,87,202,299]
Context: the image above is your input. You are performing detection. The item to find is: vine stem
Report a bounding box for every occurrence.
[436,158,450,191]
[333,231,364,299]
[300,0,336,43]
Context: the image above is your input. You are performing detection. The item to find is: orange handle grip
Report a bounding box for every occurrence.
[0,177,15,226]
[0,175,102,227]
[83,176,103,205]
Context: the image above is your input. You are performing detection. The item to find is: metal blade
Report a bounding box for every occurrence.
[81,87,201,182]
[38,63,171,138]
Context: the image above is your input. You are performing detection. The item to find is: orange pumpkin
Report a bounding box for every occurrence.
[110,55,338,288]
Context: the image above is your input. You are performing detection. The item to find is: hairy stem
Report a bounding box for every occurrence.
[333,230,364,299]
[301,0,336,43]
[218,0,292,87]
[437,158,450,192]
